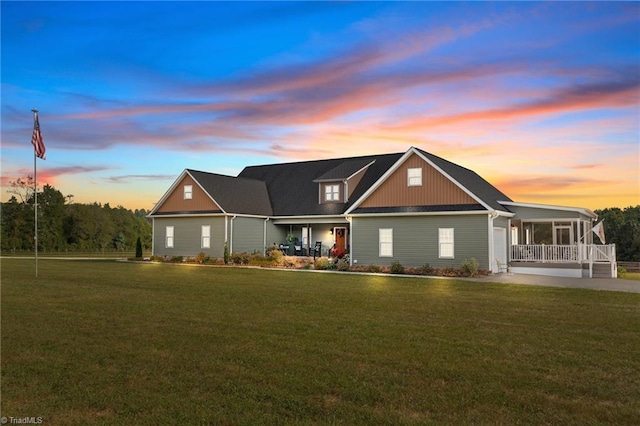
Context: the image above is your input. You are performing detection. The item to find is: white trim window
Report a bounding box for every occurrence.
[325,184,340,201]
[439,228,454,258]
[379,228,393,257]
[184,185,193,199]
[201,225,211,249]
[407,167,422,186]
[166,226,174,248]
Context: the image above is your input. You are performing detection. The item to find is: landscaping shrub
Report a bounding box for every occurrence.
[230,252,250,265]
[249,253,274,267]
[336,259,350,271]
[195,252,209,264]
[135,236,143,259]
[223,242,230,264]
[414,263,434,276]
[390,261,405,274]
[267,247,284,265]
[461,258,479,277]
[314,257,331,270]
[169,256,184,263]
[440,266,460,277]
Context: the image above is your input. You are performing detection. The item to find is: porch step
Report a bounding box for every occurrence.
[592,263,615,278]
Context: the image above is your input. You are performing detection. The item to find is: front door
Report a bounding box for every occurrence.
[334,227,347,251]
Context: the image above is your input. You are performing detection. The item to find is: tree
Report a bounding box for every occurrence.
[594,206,640,261]
[135,237,143,259]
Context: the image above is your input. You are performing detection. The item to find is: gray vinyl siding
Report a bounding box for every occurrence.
[266,221,286,250]
[230,216,267,254]
[153,216,226,258]
[351,214,490,269]
[508,205,587,220]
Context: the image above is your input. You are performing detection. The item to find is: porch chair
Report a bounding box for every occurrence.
[496,258,510,274]
[313,241,322,260]
[294,245,303,256]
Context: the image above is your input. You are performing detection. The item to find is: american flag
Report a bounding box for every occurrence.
[31,110,46,160]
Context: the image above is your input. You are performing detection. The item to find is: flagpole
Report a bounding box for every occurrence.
[32,108,39,278]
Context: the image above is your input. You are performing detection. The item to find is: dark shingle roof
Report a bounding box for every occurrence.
[414,148,512,211]
[179,147,512,217]
[238,153,402,216]
[314,157,376,182]
[187,169,272,216]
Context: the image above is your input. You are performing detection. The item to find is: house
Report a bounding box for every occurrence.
[149,147,617,278]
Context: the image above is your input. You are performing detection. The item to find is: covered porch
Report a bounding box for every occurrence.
[508,218,616,278]
[271,216,350,259]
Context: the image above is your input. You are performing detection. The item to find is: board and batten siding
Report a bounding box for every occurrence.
[351,214,490,269]
[153,216,226,258]
[359,153,478,208]
[155,174,221,213]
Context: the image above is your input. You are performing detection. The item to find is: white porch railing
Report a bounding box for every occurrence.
[510,244,616,264]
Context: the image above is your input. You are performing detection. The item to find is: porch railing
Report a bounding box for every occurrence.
[510,244,616,264]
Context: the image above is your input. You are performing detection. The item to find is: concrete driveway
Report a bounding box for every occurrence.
[472,273,640,293]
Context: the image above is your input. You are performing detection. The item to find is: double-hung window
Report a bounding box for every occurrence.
[184,185,193,199]
[166,226,174,248]
[407,167,422,186]
[379,228,393,257]
[439,228,454,258]
[325,184,340,201]
[201,225,210,249]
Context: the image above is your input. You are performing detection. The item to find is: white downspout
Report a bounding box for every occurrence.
[488,211,499,273]
[151,217,155,256]
[347,215,353,266]
[263,217,270,255]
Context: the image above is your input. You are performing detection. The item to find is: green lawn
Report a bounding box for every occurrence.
[2,259,639,424]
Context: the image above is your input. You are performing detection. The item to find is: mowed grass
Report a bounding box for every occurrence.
[2,260,639,425]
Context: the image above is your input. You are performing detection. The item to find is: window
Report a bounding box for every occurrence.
[325,184,340,201]
[439,228,454,258]
[201,225,210,248]
[184,185,193,199]
[407,168,422,186]
[166,226,174,248]
[379,228,393,257]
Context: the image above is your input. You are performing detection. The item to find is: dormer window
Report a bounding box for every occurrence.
[325,184,340,201]
[184,185,193,199]
[407,167,422,186]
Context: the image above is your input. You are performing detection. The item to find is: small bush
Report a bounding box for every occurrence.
[249,253,273,267]
[461,258,479,277]
[390,261,405,274]
[364,264,383,273]
[415,264,434,276]
[314,257,331,270]
[169,256,184,263]
[336,259,350,271]
[230,252,250,265]
[223,242,230,264]
[135,237,143,259]
[267,248,284,265]
[195,252,209,264]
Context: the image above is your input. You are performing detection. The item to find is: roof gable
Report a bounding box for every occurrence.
[346,147,512,214]
[151,170,222,215]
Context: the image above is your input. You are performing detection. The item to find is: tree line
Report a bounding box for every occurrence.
[1,179,152,254]
[594,206,640,262]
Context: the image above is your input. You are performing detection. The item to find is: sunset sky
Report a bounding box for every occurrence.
[2,1,638,211]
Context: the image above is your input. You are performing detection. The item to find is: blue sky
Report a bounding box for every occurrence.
[1,1,638,210]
